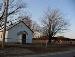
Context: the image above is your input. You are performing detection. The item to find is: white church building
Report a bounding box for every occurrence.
[0,21,33,44]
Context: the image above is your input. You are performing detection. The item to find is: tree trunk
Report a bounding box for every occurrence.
[48,35,52,43]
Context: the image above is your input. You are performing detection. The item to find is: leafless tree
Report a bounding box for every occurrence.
[31,21,41,32]
[41,9,69,42]
[17,16,32,28]
[0,0,26,30]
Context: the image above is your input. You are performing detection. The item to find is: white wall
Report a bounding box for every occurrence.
[0,31,3,41]
[5,31,8,42]
[0,31,8,42]
[7,22,33,43]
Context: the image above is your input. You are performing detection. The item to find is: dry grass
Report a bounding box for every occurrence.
[25,43,75,54]
[0,43,75,56]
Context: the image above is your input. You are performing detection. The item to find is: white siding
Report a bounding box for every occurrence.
[0,31,3,41]
[5,31,8,42]
[0,31,8,42]
[6,22,33,43]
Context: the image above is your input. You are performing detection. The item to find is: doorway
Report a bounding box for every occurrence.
[22,34,26,44]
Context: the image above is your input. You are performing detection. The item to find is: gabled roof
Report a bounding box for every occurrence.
[7,21,33,33]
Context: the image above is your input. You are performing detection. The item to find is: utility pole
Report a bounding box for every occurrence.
[2,0,9,48]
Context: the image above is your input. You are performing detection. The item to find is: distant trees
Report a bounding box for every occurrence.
[0,0,26,30]
[31,21,40,32]
[31,21,43,38]
[17,16,32,28]
[41,9,69,42]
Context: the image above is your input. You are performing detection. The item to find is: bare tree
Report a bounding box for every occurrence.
[0,0,26,30]
[31,21,41,32]
[41,9,69,42]
[17,16,32,28]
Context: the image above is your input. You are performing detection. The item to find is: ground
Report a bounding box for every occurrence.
[0,44,75,57]
[0,47,34,57]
